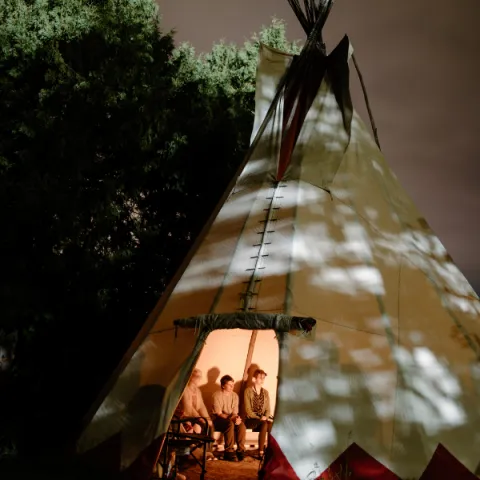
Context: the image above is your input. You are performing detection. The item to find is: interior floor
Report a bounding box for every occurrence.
[176,448,261,480]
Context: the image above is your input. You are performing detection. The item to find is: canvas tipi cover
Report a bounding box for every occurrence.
[77,3,480,479]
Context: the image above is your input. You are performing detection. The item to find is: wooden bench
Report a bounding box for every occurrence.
[213,429,261,451]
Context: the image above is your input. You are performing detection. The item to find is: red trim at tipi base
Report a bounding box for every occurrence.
[259,437,478,480]
[317,443,399,479]
[418,444,478,480]
[259,435,300,480]
[259,438,398,479]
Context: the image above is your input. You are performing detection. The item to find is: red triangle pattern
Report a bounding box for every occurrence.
[317,443,399,480]
[418,443,478,480]
[259,438,478,480]
[259,435,300,480]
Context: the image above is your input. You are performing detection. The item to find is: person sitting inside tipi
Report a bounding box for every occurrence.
[211,375,246,462]
[243,369,273,458]
[174,368,216,461]
[175,368,212,433]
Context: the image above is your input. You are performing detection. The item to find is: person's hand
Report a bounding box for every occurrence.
[267,417,273,423]
[260,416,267,421]
[235,416,242,425]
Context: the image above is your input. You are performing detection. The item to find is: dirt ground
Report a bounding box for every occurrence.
[177,450,262,480]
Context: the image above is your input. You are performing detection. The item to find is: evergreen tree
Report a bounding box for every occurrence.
[0,0,298,454]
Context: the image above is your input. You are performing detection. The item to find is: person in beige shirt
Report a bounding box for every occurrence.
[175,368,212,433]
[211,375,246,462]
[244,369,273,457]
[174,368,216,461]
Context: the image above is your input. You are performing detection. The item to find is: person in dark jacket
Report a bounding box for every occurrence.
[243,369,273,457]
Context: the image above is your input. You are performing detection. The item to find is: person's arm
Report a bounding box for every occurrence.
[181,389,200,417]
[212,392,229,419]
[197,390,211,422]
[244,388,258,419]
[232,392,243,424]
[190,407,201,417]
[232,393,239,416]
[174,396,185,417]
[265,390,271,419]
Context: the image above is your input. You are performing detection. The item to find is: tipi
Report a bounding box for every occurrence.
[77,1,480,478]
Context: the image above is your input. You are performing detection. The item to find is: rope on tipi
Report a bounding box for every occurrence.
[351,53,382,150]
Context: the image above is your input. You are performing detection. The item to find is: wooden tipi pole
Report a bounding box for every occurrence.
[240,0,335,394]
[242,330,258,383]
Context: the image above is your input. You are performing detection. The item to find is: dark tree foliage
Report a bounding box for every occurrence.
[0,0,298,455]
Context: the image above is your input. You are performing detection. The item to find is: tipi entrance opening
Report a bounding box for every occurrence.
[162,328,280,479]
[192,328,279,451]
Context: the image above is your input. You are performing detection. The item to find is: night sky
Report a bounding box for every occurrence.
[158,0,480,293]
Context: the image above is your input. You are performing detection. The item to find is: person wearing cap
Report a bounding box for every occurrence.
[243,369,273,457]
